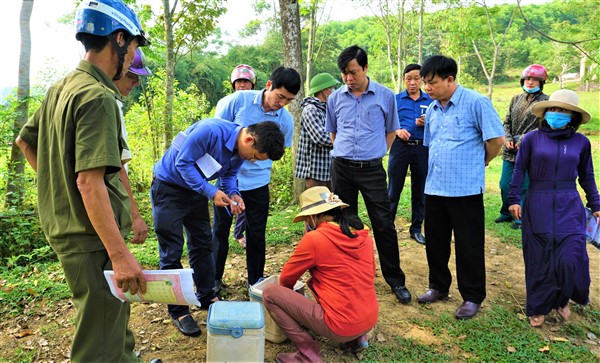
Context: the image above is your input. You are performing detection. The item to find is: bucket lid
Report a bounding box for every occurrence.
[207,301,265,336]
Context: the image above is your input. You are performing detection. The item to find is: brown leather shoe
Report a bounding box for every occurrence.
[417,289,449,303]
[455,301,481,319]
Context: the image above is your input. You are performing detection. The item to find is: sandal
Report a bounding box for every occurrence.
[528,315,545,327]
[557,305,571,321]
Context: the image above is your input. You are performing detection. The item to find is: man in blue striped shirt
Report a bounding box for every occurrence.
[416,55,504,320]
[326,45,411,304]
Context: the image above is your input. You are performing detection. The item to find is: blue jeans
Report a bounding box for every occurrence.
[151,179,215,319]
[387,140,428,234]
[499,159,529,222]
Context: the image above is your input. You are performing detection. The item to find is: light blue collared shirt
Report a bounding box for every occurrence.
[152,118,243,199]
[215,89,294,191]
[326,78,400,160]
[424,85,504,197]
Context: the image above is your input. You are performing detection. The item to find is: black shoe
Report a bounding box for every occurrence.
[511,222,521,230]
[410,232,426,245]
[213,279,226,295]
[455,301,481,319]
[494,216,512,223]
[171,314,201,337]
[417,289,449,303]
[392,285,411,304]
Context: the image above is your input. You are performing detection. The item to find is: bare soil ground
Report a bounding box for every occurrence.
[2,218,599,362]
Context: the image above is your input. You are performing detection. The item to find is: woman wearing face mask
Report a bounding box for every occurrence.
[295,73,339,189]
[262,187,378,363]
[495,64,549,229]
[508,89,600,328]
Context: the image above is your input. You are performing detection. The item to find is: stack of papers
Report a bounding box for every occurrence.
[585,208,600,250]
[104,269,201,306]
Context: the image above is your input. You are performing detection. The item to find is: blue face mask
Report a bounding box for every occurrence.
[522,85,540,94]
[545,112,571,129]
[305,216,317,232]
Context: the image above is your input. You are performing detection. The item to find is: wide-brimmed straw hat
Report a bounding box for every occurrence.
[531,89,591,124]
[293,187,349,223]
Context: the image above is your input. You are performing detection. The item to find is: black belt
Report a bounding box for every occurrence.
[400,139,423,145]
[333,157,382,168]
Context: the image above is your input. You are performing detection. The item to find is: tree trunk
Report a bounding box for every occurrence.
[472,1,514,100]
[304,1,318,95]
[279,0,305,201]
[162,0,175,153]
[6,0,33,210]
[418,0,424,64]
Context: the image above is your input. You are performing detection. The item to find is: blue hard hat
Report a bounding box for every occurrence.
[75,0,150,46]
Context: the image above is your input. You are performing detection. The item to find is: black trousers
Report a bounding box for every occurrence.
[151,179,214,318]
[213,184,270,285]
[331,158,406,288]
[387,141,428,234]
[424,194,486,303]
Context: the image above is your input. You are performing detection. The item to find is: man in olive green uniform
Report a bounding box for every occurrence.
[16,1,158,362]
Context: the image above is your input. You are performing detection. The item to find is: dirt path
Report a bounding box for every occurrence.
[2,222,599,362]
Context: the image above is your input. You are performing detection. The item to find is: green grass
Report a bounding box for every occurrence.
[0,263,71,316]
[358,304,598,362]
[363,337,451,362]
[418,306,596,362]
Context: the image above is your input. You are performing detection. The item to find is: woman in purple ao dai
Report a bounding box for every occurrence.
[508,89,600,328]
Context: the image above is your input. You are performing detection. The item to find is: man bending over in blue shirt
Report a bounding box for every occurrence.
[151,119,284,337]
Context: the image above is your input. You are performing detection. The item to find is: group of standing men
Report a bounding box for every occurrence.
[296,47,505,320]
[15,0,506,360]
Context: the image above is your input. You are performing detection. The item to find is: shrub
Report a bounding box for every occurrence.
[0,211,55,266]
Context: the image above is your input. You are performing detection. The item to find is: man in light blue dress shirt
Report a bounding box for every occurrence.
[416,55,504,320]
[213,67,301,289]
[326,45,412,304]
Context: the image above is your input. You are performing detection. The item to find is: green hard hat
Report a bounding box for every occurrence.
[308,73,339,95]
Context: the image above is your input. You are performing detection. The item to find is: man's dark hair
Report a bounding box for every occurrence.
[337,45,368,72]
[420,55,457,81]
[78,30,134,53]
[248,121,285,161]
[269,67,301,95]
[404,63,421,75]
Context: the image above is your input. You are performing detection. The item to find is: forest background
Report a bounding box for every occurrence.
[0,0,599,361]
